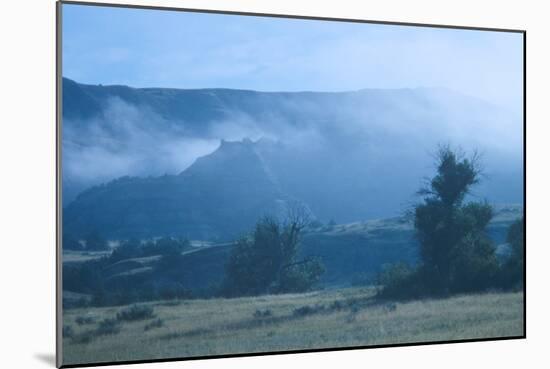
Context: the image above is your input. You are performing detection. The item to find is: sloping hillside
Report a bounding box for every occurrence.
[62,78,523,222]
[63,139,294,240]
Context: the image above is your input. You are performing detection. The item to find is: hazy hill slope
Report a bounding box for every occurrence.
[62,78,523,221]
[63,140,292,240]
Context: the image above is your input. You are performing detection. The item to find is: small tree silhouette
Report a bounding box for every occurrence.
[222,203,324,297]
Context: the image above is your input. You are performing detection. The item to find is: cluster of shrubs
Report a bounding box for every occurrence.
[75,316,95,325]
[91,284,194,307]
[65,305,161,344]
[144,318,164,331]
[292,299,354,318]
[65,201,325,305]
[293,304,327,317]
[70,318,121,344]
[110,238,191,262]
[63,237,194,307]
[378,217,524,300]
[95,318,121,336]
[116,304,155,321]
[247,298,365,328]
[62,325,74,339]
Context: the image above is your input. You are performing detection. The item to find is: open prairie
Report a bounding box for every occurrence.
[62,288,524,365]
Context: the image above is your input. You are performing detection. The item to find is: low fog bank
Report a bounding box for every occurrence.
[62,81,523,221]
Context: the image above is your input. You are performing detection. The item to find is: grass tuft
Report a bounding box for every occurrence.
[75,316,96,325]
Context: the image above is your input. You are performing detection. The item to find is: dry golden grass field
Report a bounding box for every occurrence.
[62,287,524,366]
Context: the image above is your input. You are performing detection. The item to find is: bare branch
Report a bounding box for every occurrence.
[285,199,311,231]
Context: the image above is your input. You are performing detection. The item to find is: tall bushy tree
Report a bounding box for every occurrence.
[223,206,324,297]
[380,146,499,299]
[414,146,498,295]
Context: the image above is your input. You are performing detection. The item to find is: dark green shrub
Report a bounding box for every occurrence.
[75,316,95,325]
[63,259,106,296]
[116,304,155,322]
[71,318,121,344]
[72,331,94,344]
[377,262,418,299]
[497,218,524,289]
[96,318,120,335]
[109,239,142,261]
[111,237,191,262]
[144,318,164,331]
[292,304,325,317]
[329,300,344,311]
[63,325,74,339]
[152,237,190,256]
[253,309,273,318]
[275,257,325,294]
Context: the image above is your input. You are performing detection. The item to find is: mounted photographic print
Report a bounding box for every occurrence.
[57,1,525,367]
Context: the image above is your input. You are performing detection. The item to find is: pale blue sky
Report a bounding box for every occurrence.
[62,3,523,111]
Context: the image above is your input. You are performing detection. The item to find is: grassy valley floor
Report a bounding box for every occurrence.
[62,287,524,366]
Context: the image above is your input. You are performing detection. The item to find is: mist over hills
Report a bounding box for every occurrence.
[62,77,523,237]
[64,139,294,240]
